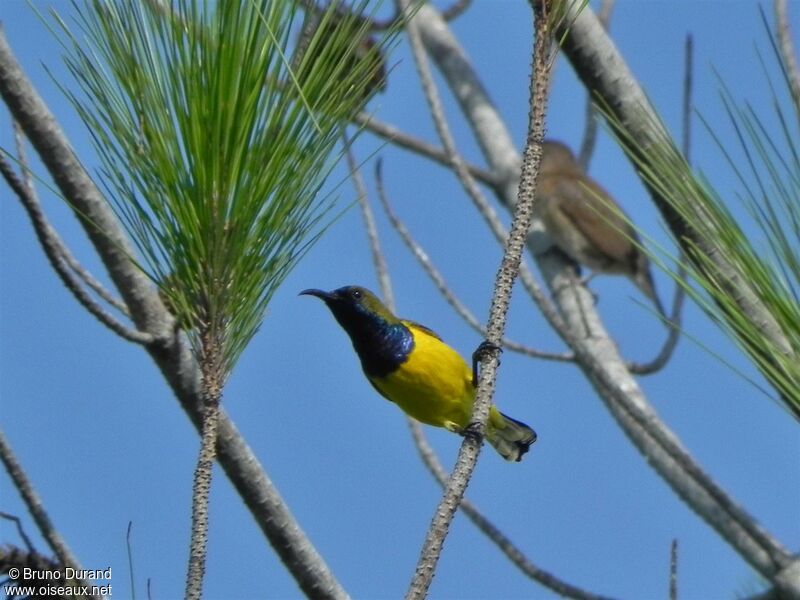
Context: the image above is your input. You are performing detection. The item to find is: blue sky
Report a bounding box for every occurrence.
[1,1,799,599]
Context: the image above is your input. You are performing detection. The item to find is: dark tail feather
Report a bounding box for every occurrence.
[489,412,537,462]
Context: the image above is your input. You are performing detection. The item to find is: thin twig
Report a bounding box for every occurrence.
[184,346,224,600]
[682,34,694,164]
[355,112,498,187]
[669,539,678,600]
[577,0,614,169]
[345,136,394,309]
[0,512,35,553]
[11,121,130,317]
[0,151,154,345]
[627,262,686,375]
[374,158,573,362]
[126,522,136,600]
[774,0,800,117]
[11,119,33,191]
[628,33,694,376]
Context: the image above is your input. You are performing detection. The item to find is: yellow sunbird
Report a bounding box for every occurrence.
[301,286,536,461]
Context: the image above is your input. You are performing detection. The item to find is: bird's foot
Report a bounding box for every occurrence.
[444,421,461,434]
[462,420,485,443]
[471,340,502,387]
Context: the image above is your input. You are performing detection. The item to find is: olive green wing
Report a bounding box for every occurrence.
[400,319,442,341]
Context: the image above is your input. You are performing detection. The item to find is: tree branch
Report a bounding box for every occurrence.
[629,32,695,377]
[0,151,154,345]
[577,0,614,170]
[626,267,685,375]
[774,0,800,120]
[345,136,395,309]
[355,112,498,187]
[402,0,553,596]
[12,120,131,317]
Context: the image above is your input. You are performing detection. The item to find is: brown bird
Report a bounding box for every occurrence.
[535,140,665,317]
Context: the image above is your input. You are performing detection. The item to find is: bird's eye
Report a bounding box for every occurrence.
[351,289,363,300]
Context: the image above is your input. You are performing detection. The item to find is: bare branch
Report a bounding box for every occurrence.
[125,522,136,600]
[774,0,800,117]
[11,119,33,191]
[355,112,498,187]
[185,358,222,599]
[402,0,553,595]
[554,3,798,583]
[629,33,695,376]
[627,265,685,375]
[375,158,573,362]
[0,30,348,600]
[0,151,154,345]
[577,0,614,169]
[0,512,35,553]
[0,31,170,340]
[682,34,694,163]
[669,539,678,600]
[11,121,130,317]
[345,137,394,309]
[373,5,570,352]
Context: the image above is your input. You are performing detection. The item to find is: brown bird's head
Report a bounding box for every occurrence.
[540,140,580,175]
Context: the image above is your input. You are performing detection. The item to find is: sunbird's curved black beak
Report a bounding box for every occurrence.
[299,288,332,301]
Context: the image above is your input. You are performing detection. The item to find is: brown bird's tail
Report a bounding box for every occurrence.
[488,412,537,462]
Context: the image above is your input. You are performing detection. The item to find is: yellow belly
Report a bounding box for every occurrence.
[370,324,474,431]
